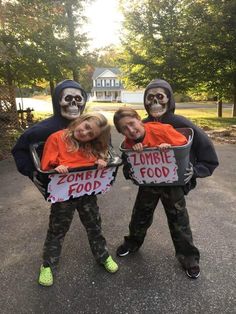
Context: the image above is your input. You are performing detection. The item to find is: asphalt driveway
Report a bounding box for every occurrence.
[0,130,236,314]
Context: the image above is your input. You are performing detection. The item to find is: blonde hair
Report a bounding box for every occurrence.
[63,113,110,159]
[113,108,141,133]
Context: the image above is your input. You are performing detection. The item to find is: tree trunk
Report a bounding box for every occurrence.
[232,83,236,117]
[217,98,222,118]
[232,100,236,117]
[49,80,54,96]
[65,2,79,82]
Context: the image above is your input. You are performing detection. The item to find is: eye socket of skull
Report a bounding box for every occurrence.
[147,93,164,102]
[65,94,83,103]
[146,88,169,105]
[60,87,85,120]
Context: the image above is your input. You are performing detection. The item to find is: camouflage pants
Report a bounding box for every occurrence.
[125,186,200,267]
[42,195,109,268]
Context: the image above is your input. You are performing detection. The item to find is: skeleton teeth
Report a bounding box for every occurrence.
[150,104,164,112]
[67,107,79,114]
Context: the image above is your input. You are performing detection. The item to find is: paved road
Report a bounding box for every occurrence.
[1,130,236,314]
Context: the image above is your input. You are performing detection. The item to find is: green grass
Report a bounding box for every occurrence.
[176,108,236,129]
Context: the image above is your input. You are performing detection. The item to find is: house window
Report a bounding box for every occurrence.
[115,79,120,87]
[97,79,101,87]
[106,79,110,87]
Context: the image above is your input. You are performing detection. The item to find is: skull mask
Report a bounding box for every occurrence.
[60,88,85,120]
[145,87,169,118]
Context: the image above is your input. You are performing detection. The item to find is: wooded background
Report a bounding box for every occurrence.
[0,0,235,115]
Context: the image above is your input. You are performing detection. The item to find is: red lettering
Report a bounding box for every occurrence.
[154,167,162,177]
[68,183,78,196]
[75,172,84,181]
[94,169,99,179]
[147,168,155,177]
[140,167,146,178]
[153,152,161,164]
[162,166,170,177]
[100,168,108,178]
[85,171,92,180]
[57,174,67,185]
[93,180,101,189]
[140,153,146,164]
[84,182,92,192]
[68,178,103,197]
[139,166,171,180]
[67,174,75,182]
[76,184,84,193]
[160,151,172,164]
[129,153,140,166]
[145,152,154,165]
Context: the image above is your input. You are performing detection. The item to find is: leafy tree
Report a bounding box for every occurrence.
[119,0,236,116]
[0,0,91,95]
[182,0,236,116]
[118,0,193,91]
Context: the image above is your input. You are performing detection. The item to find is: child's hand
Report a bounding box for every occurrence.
[55,165,69,173]
[132,143,144,152]
[158,143,171,151]
[95,159,107,169]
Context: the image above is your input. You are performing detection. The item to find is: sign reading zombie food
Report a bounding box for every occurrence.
[46,167,116,203]
[126,149,179,185]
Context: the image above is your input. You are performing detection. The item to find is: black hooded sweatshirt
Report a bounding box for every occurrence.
[143,79,219,192]
[11,79,87,178]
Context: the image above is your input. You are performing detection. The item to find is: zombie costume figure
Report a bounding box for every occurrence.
[117,79,219,279]
[12,79,87,180]
[12,82,119,287]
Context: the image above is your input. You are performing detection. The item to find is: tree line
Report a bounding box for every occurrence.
[118,0,236,115]
[0,0,235,116]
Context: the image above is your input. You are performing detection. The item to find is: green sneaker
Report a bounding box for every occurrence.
[103,256,118,273]
[38,265,53,287]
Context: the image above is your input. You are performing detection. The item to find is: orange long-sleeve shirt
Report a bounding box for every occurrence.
[124,122,188,149]
[41,130,97,171]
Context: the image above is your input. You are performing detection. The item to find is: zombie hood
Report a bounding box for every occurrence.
[12,80,87,178]
[52,79,87,118]
[144,79,175,119]
[142,78,219,194]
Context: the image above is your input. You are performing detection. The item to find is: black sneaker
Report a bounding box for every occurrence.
[116,242,139,257]
[186,265,200,279]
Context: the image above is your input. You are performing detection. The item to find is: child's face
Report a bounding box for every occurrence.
[73,119,101,142]
[118,116,145,140]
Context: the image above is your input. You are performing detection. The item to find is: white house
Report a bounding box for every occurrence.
[90,68,124,102]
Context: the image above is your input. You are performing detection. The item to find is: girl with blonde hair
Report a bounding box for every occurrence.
[38,113,118,287]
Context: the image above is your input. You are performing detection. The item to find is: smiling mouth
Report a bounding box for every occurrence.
[130,131,140,139]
